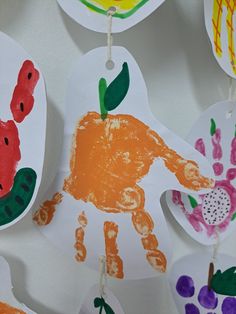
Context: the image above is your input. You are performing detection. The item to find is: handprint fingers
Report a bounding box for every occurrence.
[132,210,167,272]
[104,221,124,279]
[75,211,88,262]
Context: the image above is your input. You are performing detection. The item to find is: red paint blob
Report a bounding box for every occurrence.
[10,86,34,123]
[0,120,20,197]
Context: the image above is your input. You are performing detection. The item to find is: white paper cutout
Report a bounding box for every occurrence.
[204,0,236,78]
[0,32,46,230]
[166,101,236,246]
[169,252,236,314]
[79,284,124,314]
[34,46,214,279]
[57,0,165,33]
[0,256,36,314]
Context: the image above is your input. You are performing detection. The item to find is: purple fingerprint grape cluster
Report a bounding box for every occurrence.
[176,275,236,313]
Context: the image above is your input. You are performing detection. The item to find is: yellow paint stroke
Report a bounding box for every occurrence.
[33,193,63,226]
[86,0,142,11]
[0,301,26,314]
[212,0,236,73]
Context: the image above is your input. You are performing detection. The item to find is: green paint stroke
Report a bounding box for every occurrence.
[234,124,236,137]
[231,212,236,221]
[0,168,36,226]
[188,195,198,209]
[99,78,108,120]
[104,62,130,111]
[210,118,216,136]
[79,0,149,19]
[94,297,115,314]
[211,267,236,296]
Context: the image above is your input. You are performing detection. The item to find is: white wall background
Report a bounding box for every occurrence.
[0,0,235,313]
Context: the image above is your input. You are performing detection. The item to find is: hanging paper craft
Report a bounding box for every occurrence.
[0,256,36,314]
[79,284,124,314]
[204,0,236,78]
[57,0,165,33]
[166,100,236,245]
[33,46,214,279]
[0,32,46,230]
[169,252,236,314]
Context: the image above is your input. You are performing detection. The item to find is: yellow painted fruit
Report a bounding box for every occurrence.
[80,0,149,18]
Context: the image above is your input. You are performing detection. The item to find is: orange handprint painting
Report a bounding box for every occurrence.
[34,47,214,279]
[205,0,236,77]
[0,302,26,314]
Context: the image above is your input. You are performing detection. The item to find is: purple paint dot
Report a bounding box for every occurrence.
[198,286,218,309]
[185,303,200,314]
[176,276,195,298]
[222,297,236,314]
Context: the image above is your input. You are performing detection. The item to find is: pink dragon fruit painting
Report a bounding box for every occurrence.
[166,101,236,245]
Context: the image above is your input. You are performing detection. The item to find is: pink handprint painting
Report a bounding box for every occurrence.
[166,101,236,245]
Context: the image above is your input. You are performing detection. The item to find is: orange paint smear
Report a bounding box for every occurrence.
[141,234,158,250]
[146,250,167,273]
[63,112,213,215]
[132,211,154,237]
[0,301,26,314]
[78,211,87,228]
[33,192,63,226]
[74,212,87,262]
[104,221,124,279]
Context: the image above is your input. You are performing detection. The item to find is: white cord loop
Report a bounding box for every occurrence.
[106,7,116,69]
[99,255,107,297]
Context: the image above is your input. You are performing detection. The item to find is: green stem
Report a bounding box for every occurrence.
[99,305,104,314]
[99,78,108,120]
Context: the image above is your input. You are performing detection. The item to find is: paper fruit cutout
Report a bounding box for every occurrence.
[79,284,124,314]
[0,32,46,230]
[166,101,236,245]
[204,0,236,78]
[0,256,36,314]
[34,46,214,279]
[57,0,165,33]
[169,253,236,314]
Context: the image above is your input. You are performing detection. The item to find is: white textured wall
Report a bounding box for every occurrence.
[0,1,235,313]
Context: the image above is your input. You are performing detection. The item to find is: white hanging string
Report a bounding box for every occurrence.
[208,227,220,289]
[99,255,107,298]
[228,76,233,101]
[106,7,116,69]
[227,76,235,118]
[212,227,220,264]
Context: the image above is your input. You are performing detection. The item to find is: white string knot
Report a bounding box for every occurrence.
[99,255,107,297]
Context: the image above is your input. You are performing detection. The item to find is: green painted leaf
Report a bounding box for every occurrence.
[104,62,130,111]
[210,118,216,136]
[99,78,108,120]
[104,302,115,314]
[234,124,236,137]
[211,267,236,296]
[231,212,236,221]
[94,297,102,308]
[187,195,198,209]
